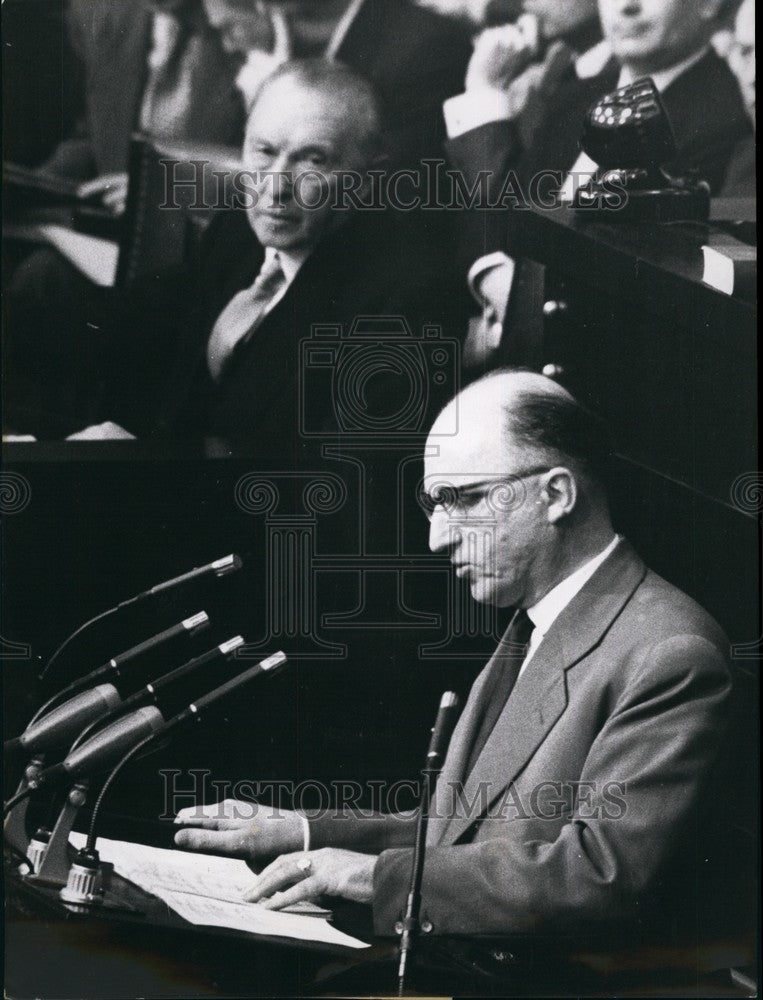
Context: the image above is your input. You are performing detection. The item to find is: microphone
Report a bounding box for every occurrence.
[145,555,242,598]
[80,651,289,859]
[35,706,168,784]
[77,612,211,687]
[424,691,460,775]
[40,554,242,681]
[29,612,210,726]
[35,651,288,785]
[4,684,123,756]
[158,650,289,736]
[397,691,460,996]
[68,637,245,751]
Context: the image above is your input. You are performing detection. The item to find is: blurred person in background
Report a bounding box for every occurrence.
[714,0,754,121]
[203,0,471,166]
[442,0,603,364]
[3,0,245,439]
[714,0,755,193]
[445,0,753,365]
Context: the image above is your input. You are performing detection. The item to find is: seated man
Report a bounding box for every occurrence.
[71,59,467,458]
[175,371,733,972]
[446,0,754,345]
[4,0,471,440]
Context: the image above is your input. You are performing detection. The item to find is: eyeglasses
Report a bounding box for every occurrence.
[418,468,552,521]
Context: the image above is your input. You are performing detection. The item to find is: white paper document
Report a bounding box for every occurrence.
[4,223,119,286]
[69,833,368,950]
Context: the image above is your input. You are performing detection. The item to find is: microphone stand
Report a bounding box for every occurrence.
[4,626,232,873]
[56,651,288,906]
[396,692,459,996]
[3,757,45,861]
[26,779,91,887]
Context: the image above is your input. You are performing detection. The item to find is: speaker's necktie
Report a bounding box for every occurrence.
[206,253,287,380]
[464,608,534,777]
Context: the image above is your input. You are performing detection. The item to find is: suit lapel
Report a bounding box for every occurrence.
[153,217,263,434]
[427,631,523,846]
[661,51,721,155]
[215,236,343,427]
[660,50,749,193]
[215,265,317,426]
[437,541,647,846]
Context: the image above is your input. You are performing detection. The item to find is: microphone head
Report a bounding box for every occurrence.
[218,636,245,656]
[182,612,210,635]
[62,705,165,777]
[212,554,243,577]
[259,651,287,674]
[426,691,461,768]
[15,684,122,754]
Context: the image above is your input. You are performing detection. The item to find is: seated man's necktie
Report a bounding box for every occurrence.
[206,252,286,380]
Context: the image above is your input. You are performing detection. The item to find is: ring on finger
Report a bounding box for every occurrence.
[296,855,312,875]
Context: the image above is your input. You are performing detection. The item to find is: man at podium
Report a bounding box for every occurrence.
[175,370,733,959]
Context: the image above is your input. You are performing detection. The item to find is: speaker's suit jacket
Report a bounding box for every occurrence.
[445,49,753,266]
[47,0,470,178]
[312,541,732,939]
[106,207,469,461]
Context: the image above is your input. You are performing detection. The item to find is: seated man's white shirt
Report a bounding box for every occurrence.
[256,246,307,315]
[520,535,621,679]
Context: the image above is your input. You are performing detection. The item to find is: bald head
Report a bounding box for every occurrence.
[430,370,612,495]
[250,59,385,165]
[424,371,616,609]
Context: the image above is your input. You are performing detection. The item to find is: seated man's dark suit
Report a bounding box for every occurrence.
[445,49,754,266]
[310,541,734,958]
[104,207,469,462]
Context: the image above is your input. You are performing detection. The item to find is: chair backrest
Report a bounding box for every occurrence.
[115,134,195,289]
